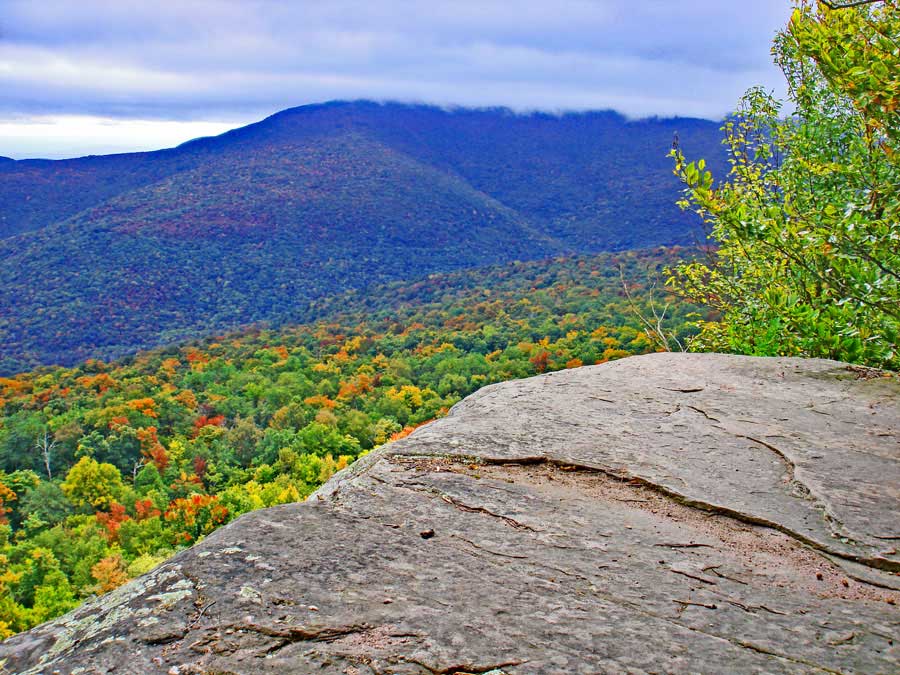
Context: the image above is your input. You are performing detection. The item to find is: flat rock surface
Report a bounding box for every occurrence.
[1,353,898,675]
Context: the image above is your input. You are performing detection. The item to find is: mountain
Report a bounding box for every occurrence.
[0,101,724,372]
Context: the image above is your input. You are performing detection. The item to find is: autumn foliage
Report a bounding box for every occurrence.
[0,248,698,636]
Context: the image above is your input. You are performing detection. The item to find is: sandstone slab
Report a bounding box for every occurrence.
[1,353,898,674]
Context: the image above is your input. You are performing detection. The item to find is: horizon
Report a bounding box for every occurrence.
[2,98,724,162]
[0,0,788,159]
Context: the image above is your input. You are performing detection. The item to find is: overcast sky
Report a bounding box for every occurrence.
[0,0,790,159]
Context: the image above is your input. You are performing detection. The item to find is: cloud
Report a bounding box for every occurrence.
[0,0,790,158]
[0,115,238,159]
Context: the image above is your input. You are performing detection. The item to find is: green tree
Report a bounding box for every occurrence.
[31,516,112,591]
[669,0,899,369]
[134,464,167,498]
[29,570,78,624]
[295,422,361,458]
[19,481,73,529]
[0,412,44,473]
[224,416,264,467]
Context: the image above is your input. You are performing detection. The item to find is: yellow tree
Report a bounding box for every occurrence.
[61,457,126,511]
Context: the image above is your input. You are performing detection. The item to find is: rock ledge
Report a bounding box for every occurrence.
[1,353,898,674]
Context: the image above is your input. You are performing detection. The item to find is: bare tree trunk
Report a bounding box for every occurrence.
[619,265,686,353]
[36,429,57,480]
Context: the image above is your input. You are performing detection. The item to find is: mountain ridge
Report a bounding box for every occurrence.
[0,100,725,371]
[0,100,722,240]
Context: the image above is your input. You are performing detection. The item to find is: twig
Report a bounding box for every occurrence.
[189,600,217,629]
[452,535,529,559]
[619,265,686,352]
[821,0,884,9]
[702,565,749,585]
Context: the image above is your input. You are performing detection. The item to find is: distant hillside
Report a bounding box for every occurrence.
[0,101,724,372]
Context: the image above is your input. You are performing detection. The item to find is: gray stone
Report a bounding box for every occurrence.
[1,353,898,674]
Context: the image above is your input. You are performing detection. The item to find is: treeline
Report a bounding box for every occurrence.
[0,248,698,635]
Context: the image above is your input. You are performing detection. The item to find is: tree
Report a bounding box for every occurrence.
[90,554,129,594]
[223,416,264,467]
[0,412,44,473]
[133,464,167,498]
[163,494,229,545]
[61,457,126,511]
[0,482,15,525]
[668,0,899,369]
[35,428,57,480]
[18,481,73,529]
